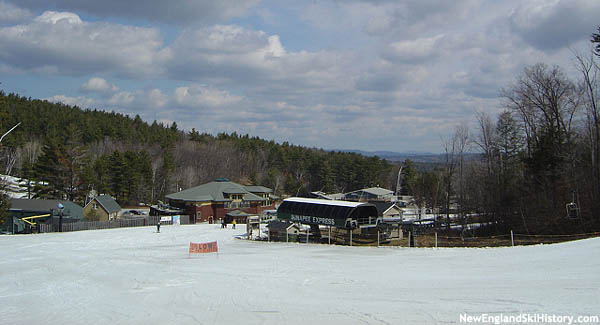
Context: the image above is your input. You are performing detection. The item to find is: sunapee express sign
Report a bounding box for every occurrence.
[277,212,344,227]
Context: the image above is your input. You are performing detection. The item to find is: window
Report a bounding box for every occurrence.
[229,194,243,201]
[92,203,98,210]
[226,201,250,209]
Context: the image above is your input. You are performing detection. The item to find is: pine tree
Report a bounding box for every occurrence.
[32,142,64,199]
[0,181,11,229]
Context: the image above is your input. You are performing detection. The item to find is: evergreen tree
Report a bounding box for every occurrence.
[32,142,64,199]
[0,181,10,228]
[108,151,126,201]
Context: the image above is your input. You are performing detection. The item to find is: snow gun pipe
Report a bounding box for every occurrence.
[21,214,51,226]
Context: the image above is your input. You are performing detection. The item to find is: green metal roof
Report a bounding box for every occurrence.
[94,195,121,213]
[223,187,247,194]
[166,180,271,202]
[9,199,84,219]
[243,192,266,201]
[244,185,273,193]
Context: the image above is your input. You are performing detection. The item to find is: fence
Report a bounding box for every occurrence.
[37,215,190,233]
[262,225,600,248]
[267,231,301,243]
[352,231,600,248]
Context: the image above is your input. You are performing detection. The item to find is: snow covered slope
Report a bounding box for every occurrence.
[1,224,598,324]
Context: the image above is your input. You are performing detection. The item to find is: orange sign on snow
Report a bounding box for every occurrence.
[189,241,218,254]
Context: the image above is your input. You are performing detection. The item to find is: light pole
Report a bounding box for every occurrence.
[395,166,403,198]
[1,122,21,234]
[0,122,21,144]
[57,203,64,232]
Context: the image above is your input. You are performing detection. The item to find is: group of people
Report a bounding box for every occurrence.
[220,218,236,229]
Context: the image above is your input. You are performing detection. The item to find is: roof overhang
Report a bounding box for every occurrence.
[282,197,369,208]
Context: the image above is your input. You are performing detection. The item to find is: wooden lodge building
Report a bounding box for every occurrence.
[83,195,122,221]
[165,178,276,224]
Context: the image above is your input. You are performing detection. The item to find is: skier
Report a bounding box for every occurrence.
[156,221,161,233]
[221,218,225,229]
[232,219,236,229]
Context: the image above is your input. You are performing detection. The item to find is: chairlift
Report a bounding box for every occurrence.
[566,202,579,219]
[566,190,580,220]
[461,226,476,241]
[345,218,357,229]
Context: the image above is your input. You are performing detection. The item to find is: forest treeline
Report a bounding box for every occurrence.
[0,92,393,209]
[3,29,600,235]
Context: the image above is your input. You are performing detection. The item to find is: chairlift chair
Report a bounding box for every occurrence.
[566,190,581,219]
[566,202,580,219]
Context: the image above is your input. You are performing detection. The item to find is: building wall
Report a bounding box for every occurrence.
[178,201,212,224]
[83,200,110,221]
[383,208,402,218]
[180,200,275,223]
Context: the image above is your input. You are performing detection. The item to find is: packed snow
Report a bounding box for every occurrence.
[1,223,598,324]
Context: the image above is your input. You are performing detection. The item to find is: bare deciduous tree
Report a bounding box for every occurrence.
[501,63,580,231]
[574,48,600,216]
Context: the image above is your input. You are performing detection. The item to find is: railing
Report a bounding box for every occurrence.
[356,216,380,225]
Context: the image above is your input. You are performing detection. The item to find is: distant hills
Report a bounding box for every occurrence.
[337,150,481,163]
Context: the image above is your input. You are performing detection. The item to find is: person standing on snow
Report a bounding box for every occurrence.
[156,221,161,233]
[232,219,236,229]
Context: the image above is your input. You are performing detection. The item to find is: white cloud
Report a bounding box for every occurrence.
[303,0,477,38]
[45,94,96,108]
[174,85,243,108]
[0,11,169,77]
[108,91,135,106]
[105,88,166,111]
[88,85,241,116]
[169,25,286,68]
[0,1,32,24]
[80,77,119,94]
[509,0,600,50]
[35,10,81,24]
[387,35,445,63]
[3,1,598,152]
[147,89,168,109]
[12,0,260,25]
[167,24,354,96]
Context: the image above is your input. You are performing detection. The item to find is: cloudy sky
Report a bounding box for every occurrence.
[1,0,598,153]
